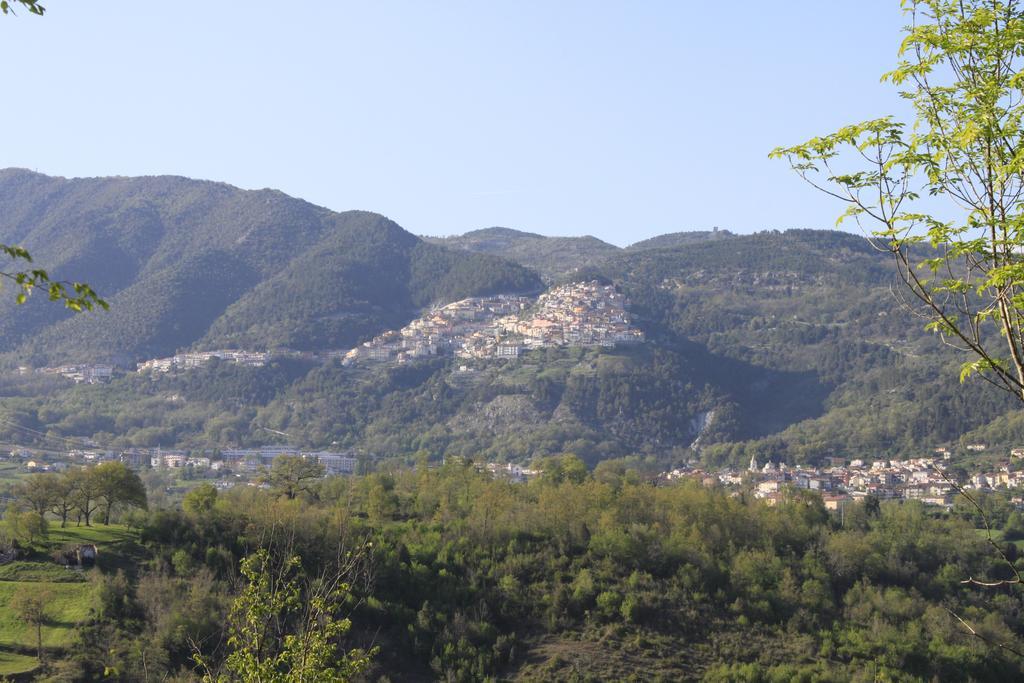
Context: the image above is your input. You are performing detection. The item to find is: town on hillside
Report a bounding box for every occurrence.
[660,445,1024,511]
[15,282,645,382]
[344,280,645,365]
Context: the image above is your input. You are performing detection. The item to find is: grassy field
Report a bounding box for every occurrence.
[48,523,136,546]
[0,580,95,648]
[0,522,142,675]
[0,650,40,677]
[0,561,86,583]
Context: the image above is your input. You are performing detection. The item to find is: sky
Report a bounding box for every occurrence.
[0,2,912,246]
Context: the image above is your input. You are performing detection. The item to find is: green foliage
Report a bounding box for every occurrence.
[0,1,44,15]
[183,483,218,517]
[265,455,324,500]
[93,461,147,525]
[5,509,47,547]
[6,466,147,529]
[1,243,107,313]
[198,548,373,682]
[772,0,1024,403]
[19,466,1022,679]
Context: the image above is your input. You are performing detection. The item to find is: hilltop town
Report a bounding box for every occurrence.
[344,281,644,365]
[16,282,645,382]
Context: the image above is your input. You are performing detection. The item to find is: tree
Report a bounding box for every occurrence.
[48,474,78,528]
[1,243,107,312]
[196,548,374,682]
[13,474,56,521]
[68,467,101,527]
[183,483,218,517]
[92,462,147,525]
[6,508,48,546]
[265,455,324,500]
[771,0,1024,401]
[11,587,52,663]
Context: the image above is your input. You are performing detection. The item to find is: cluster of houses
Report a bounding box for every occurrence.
[140,445,359,476]
[137,350,271,373]
[4,445,359,481]
[3,447,113,472]
[218,447,359,475]
[344,295,532,365]
[507,281,644,349]
[483,462,541,483]
[16,283,644,381]
[344,281,645,365]
[660,450,1024,510]
[26,364,114,384]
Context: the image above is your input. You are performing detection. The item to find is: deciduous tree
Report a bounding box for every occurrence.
[48,474,78,528]
[13,474,56,521]
[11,587,52,663]
[69,467,101,527]
[772,0,1024,401]
[93,461,147,525]
[265,455,324,500]
[196,548,374,682]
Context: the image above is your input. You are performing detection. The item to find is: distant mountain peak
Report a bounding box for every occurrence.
[626,229,735,252]
[0,173,542,365]
[461,226,547,240]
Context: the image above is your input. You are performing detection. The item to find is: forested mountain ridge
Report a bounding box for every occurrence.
[0,170,542,365]
[2,172,1022,463]
[585,230,1024,462]
[624,227,735,251]
[423,227,623,282]
[425,226,739,281]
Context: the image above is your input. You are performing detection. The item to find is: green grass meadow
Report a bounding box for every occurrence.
[0,522,141,675]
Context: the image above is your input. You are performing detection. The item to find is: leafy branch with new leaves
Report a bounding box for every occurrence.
[1,244,107,312]
[771,0,1024,401]
[0,0,43,15]
[0,1,107,313]
[195,547,375,682]
[773,0,1024,654]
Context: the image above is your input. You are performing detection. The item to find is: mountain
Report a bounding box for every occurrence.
[586,229,1020,462]
[425,226,741,281]
[1,172,1020,465]
[625,228,735,251]
[0,170,543,365]
[423,227,622,281]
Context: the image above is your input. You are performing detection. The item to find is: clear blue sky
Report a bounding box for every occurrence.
[0,2,911,246]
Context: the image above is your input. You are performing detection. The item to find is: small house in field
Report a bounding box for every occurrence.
[55,544,98,568]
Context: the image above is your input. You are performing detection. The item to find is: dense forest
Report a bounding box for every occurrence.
[2,459,1023,681]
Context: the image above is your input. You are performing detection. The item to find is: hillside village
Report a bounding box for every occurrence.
[344,281,644,365]
[16,282,645,382]
[661,446,1024,510]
